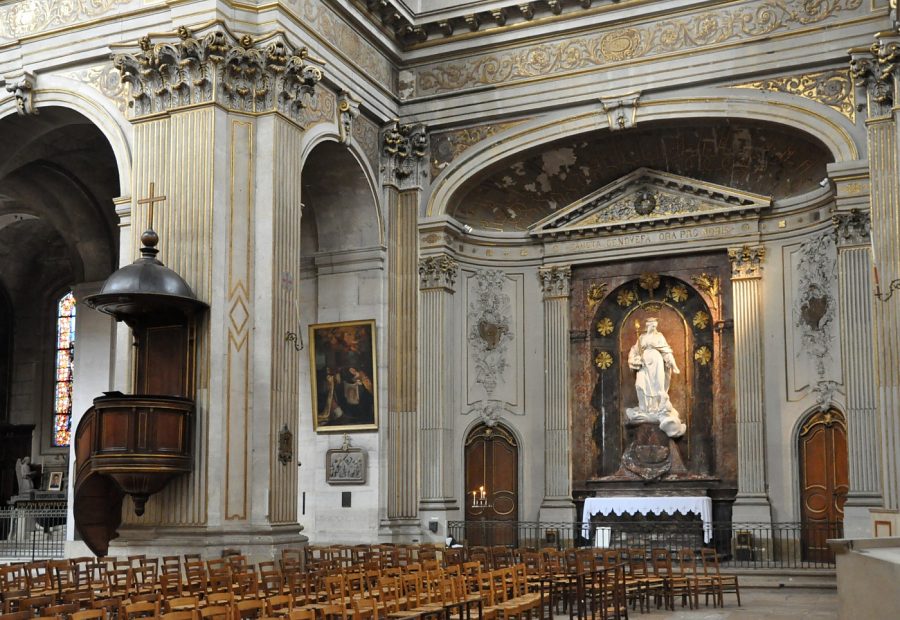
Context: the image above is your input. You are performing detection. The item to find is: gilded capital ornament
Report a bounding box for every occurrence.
[849,32,900,119]
[419,254,458,291]
[539,265,572,298]
[382,120,429,186]
[832,209,870,246]
[112,23,324,120]
[728,245,767,279]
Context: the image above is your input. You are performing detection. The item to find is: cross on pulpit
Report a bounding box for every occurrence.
[137,182,167,230]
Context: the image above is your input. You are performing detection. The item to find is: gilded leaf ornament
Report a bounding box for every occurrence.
[596,317,614,337]
[691,273,720,313]
[638,273,661,293]
[692,311,710,330]
[587,283,608,311]
[668,284,689,303]
[595,351,614,370]
[694,346,712,366]
[732,69,855,122]
[616,289,637,307]
[410,0,865,97]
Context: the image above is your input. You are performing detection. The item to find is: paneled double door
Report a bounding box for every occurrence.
[799,409,848,564]
[464,424,518,547]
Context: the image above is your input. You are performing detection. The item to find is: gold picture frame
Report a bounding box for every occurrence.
[309,320,378,433]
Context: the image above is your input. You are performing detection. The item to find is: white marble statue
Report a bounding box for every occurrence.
[625,318,687,438]
[15,457,37,494]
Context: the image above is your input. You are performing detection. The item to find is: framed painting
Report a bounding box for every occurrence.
[47,471,64,492]
[309,320,378,432]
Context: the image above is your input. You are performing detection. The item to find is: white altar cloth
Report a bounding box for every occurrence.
[582,496,713,543]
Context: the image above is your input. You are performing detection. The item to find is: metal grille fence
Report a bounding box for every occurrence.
[447,520,841,569]
[0,508,67,560]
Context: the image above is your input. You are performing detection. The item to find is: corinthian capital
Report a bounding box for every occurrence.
[382,120,428,189]
[849,32,900,119]
[832,209,871,246]
[728,245,766,279]
[112,23,324,120]
[419,254,458,291]
[539,265,572,298]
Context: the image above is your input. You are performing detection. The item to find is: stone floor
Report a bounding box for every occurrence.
[611,587,838,619]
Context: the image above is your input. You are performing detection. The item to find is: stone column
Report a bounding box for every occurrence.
[105,24,321,558]
[729,245,772,523]
[381,122,428,533]
[851,38,900,515]
[539,265,575,523]
[418,255,460,538]
[832,210,881,534]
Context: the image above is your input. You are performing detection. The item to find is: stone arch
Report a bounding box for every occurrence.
[427,94,858,224]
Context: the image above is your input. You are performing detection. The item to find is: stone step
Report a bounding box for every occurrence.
[721,568,836,589]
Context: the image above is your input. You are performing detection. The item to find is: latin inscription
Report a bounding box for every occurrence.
[546,223,752,255]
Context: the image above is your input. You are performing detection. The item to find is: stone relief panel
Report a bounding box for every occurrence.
[407,0,865,98]
[63,64,130,116]
[0,0,134,40]
[463,269,524,414]
[783,231,841,403]
[450,120,831,232]
[351,115,380,171]
[282,0,395,90]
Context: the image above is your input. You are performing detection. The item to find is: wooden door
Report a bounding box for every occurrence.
[799,409,848,563]
[465,424,518,547]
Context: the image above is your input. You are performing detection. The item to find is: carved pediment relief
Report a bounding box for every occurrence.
[528,168,771,237]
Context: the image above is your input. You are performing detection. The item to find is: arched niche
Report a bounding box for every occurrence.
[0,106,120,455]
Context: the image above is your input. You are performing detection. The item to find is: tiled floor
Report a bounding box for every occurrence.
[601,587,838,619]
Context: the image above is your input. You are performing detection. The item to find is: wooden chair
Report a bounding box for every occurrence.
[0,611,33,620]
[121,600,161,620]
[699,549,740,607]
[234,599,266,620]
[18,595,54,617]
[266,595,293,617]
[198,606,230,620]
[72,610,106,620]
[205,593,236,609]
[161,612,198,620]
[44,602,79,620]
[166,597,200,613]
[287,609,315,620]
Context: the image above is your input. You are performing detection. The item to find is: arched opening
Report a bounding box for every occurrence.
[464,423,518,547]
[297,139,384,539]
[798,408,848,563]
[0,106,119,495]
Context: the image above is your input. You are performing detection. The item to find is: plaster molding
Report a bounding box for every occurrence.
[732,69,856,123]
[418,254,458,291]
[600,92,640,131]
[539,265,572,299]
[467,269,514,395]
[337,90,361,146]
[832,209,871,246]
[795,231,838,385]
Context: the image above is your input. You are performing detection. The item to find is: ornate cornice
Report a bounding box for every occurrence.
[832,209,871,246]
[728,245,767,279]
[732,69,855,122]
[112,24,325,121]
[539,265,572,299]
[419,254,458,291]
[409,0,865,98]
[382,120,428,188]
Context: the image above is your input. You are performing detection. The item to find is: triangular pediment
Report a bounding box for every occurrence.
[528,168,771,237]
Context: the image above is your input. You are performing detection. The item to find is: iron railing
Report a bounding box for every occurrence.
[447,520,842,569]
[0,507,67,560]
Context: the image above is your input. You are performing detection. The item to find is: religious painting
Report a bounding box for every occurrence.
[308,320,378,432]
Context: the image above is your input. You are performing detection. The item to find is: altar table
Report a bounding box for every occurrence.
[582,496,713,543]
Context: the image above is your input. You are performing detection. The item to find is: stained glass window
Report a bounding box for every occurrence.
[52,292,76,447]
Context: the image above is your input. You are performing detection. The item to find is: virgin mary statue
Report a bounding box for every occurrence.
[625,318,687,438]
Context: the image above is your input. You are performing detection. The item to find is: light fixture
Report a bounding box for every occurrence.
[471,484,490,509]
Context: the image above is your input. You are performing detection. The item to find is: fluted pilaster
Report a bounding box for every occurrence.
[834,212,881,503]
[729,245,771,521]
[419,255,459,510]
[539,265,574,520]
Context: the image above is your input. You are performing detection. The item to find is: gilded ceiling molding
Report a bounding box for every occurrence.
[64,64,130,116]
[0,0,132,40]
[1,70,37,115]
[409,0,865,98]
[430,119,530,178]
[112,24,325,121]
[382,120,428,187]
[731,69,856,122]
